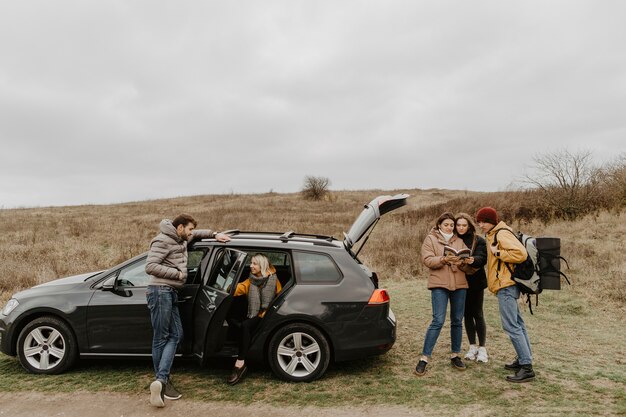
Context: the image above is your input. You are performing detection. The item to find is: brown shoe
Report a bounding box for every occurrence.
[227,365,247,385]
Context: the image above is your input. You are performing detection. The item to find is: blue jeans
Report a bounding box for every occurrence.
[146,285,183,382]
[422,288,467,357]
[497,285,532,365]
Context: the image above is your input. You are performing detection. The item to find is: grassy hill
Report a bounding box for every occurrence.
[0,188,472,298]
[0,189,624,415]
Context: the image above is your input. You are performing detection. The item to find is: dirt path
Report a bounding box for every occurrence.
[0,391,425,417]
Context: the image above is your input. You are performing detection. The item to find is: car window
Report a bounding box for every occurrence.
[242,251,290,267]
[293,251,342,283]
[186,248,207,285]
[207,249,244,292]
[116,259,151,288]
[113,250,207,289]
[267,251,290,267]
[239,250,293,286]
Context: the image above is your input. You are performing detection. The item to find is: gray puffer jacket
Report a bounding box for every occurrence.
[145,219,215,289]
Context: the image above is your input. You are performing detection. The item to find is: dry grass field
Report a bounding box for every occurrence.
[0,188,472,300]
[1,188,625,416]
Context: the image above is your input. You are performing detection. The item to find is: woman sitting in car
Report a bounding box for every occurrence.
[228,253,282,385]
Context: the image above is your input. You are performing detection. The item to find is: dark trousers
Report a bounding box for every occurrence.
[464,288,487,346]
[238,316,262,360]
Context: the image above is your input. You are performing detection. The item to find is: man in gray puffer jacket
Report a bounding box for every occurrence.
[146,213,230,407]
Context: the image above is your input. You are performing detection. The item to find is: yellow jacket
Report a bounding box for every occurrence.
[484,222,528,294]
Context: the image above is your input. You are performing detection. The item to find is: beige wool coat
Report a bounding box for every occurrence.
[421,228,469,291]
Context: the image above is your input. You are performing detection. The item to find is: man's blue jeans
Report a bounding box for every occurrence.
[146,285,183,383]
[497,285,533,365]
[422,288,467,357]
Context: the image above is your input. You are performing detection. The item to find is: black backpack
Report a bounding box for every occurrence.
[493,229,570,314]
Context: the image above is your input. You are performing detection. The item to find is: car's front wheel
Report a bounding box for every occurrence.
[268,323,330,382]
[17,316,77,374]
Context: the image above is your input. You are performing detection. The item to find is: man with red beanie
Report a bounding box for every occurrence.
[475,207,535,382]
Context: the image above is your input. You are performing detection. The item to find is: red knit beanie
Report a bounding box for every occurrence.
[476,207,499,225]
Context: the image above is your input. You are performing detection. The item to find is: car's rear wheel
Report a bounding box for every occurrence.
[268,323,330,382]
[17,316,77,374]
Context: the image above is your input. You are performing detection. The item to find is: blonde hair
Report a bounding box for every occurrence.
[251,253,275,277]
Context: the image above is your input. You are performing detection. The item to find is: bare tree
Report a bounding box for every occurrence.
[523,149,601,220]
[301,175,331,201]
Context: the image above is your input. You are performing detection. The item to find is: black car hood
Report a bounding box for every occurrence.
[32,271,103,288]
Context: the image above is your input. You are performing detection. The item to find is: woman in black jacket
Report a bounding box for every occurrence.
[455,213,489,363]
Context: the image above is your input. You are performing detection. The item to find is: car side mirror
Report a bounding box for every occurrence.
[100,276,117,291]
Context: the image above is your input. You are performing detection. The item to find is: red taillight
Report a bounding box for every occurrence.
[368,289,390,305]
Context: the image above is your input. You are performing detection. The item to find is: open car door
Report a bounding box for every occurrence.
[191,248,247,363]
[343,194,409,257]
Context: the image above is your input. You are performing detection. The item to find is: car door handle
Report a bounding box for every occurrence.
[177,295,194,304]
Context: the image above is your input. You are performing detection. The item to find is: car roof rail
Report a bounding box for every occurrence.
[220,230,336,243]
[221,229,240,236]
[280,231,335,242]
[194,230,337,246]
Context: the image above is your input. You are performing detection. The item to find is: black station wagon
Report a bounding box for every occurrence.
[0,194,408,382]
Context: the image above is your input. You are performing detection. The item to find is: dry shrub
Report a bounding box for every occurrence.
[532,211,626,307]
[301,175,331,201]
[520,150,626,221]
[597,153,626,211]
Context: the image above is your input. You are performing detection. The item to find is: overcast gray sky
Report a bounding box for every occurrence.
[1,0,624,208]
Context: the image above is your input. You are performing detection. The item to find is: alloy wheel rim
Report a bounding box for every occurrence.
[276,331,321,377]
[23,326,66,370]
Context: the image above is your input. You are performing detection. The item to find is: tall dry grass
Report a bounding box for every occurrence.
[1,188,624,311]
[0,188,467,297]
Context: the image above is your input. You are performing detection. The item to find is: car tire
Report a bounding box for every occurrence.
[17,316,77,374]
[268,323,330,382]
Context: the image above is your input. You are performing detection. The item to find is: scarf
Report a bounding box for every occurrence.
[247,273,277,318]
[439,229,454,242]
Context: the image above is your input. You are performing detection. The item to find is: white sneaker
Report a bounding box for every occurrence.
[464,345,478,360]
[476,347,489,363]
[150,380,165,407]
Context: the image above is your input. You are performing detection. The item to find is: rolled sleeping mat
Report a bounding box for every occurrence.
[536,237,561,290]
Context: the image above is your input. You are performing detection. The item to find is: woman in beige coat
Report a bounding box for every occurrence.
[414,212,469,376]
